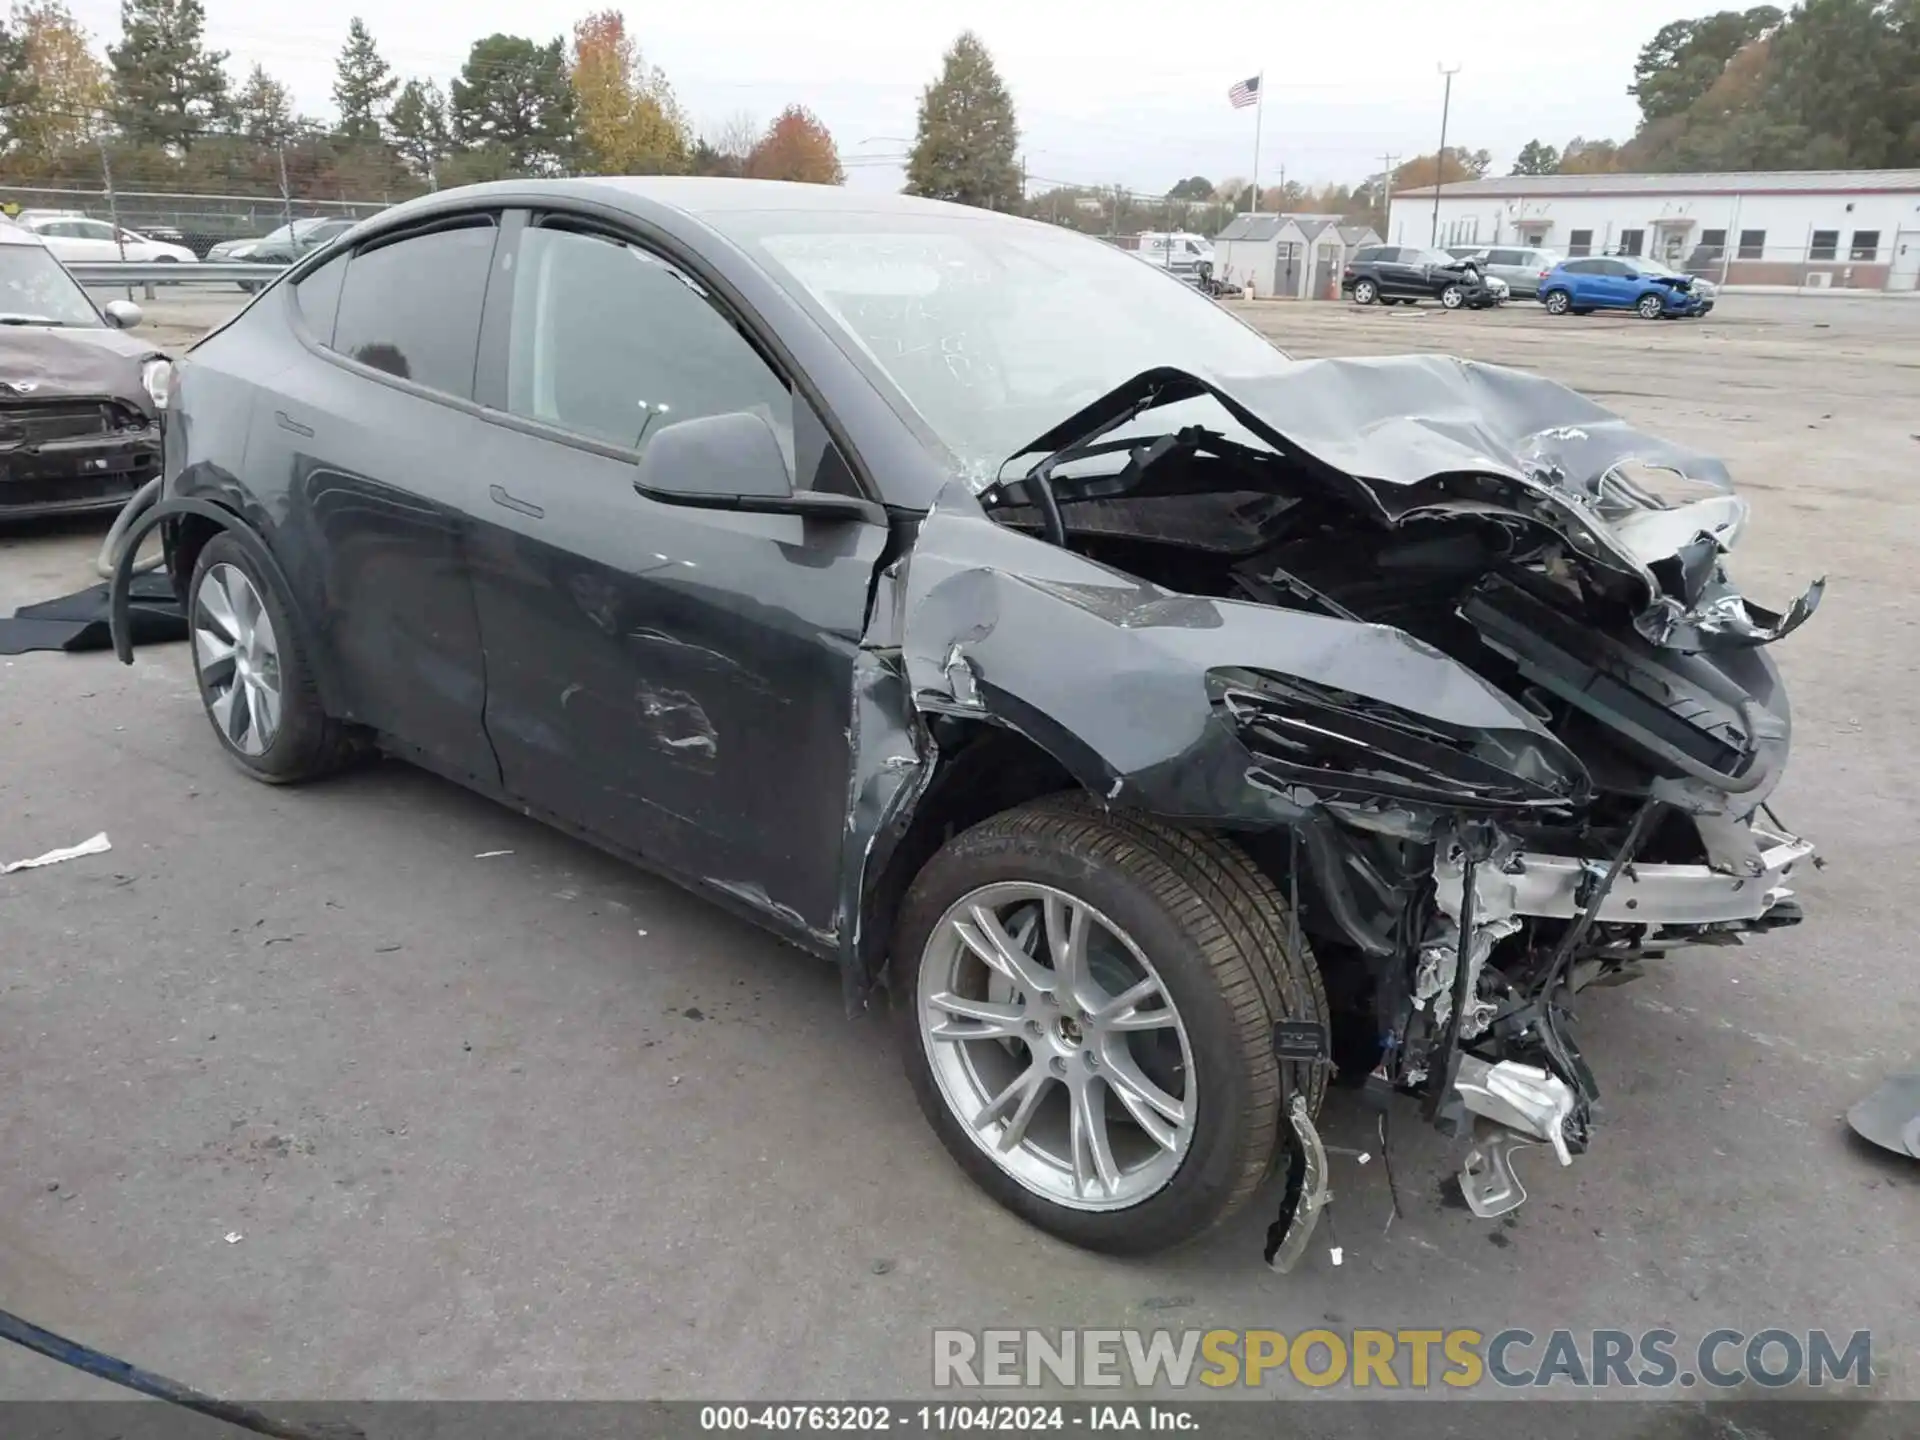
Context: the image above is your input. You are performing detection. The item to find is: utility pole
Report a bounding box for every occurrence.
[1431,63,1461,247]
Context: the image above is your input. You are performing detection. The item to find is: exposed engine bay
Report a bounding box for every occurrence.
[937,357,1823,1240]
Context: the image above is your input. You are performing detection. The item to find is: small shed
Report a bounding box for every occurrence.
[1213,213,1382,299]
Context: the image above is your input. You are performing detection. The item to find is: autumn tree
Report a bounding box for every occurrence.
[746,105,842,184]
[905,31,1021,209]
[1630,7,1783,122]
[7,2,109,159]
[333,17,397,145]
[569,9,688,174]
[451,33,574,175]
[1557,136,1622,173]
[107,0,229,147]
[389,78,451,184]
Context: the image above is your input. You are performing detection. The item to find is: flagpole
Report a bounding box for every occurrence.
[1250,72,1264,213]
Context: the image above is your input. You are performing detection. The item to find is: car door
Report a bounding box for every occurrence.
[30,221,83,262]
[1591,258,1637,308]
[461,212,890,941]
[240,213,504,785]
[1485,248,1526,293]
[1375,246,1419,296]
[70,219,129,260]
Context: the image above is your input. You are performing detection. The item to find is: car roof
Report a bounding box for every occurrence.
[0,219,51,247]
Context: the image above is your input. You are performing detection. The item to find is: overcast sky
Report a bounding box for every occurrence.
[68,0,1694,192]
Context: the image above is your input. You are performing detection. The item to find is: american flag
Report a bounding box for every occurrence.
[1228,75,1261,109]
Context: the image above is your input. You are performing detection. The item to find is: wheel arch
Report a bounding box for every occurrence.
[110,495,350,716]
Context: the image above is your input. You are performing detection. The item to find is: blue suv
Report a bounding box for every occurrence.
[1539,256,1711,318]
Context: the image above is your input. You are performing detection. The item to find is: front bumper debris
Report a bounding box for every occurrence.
[1452,1056,1577,1218]
[1264,1094,1330,1274]
[1436,824,1813,927]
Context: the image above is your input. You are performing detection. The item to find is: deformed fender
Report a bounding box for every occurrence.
[106,496,348,716]
[831,483,1579,1006]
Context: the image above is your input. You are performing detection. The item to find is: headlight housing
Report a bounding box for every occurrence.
[142,357,173,411]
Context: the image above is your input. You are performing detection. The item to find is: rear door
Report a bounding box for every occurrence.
[460,212,890,940]
[240,213,504,784]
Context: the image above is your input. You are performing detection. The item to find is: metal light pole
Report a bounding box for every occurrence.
[1431,62,1461,247]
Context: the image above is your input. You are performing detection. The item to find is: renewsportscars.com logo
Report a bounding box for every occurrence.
[932,1328,1874,1392]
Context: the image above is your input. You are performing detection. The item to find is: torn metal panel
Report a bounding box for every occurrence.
[896,484,1581,829]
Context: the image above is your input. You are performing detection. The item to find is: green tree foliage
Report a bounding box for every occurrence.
[333,18,398,145]
[905,31,1021,210]
[232,63,295,146]
[6,3,106,164]
[1166,175,1213,201]
[389,78,451,183]
[1631,8,1783,122]
[1511,139,1560,174]
[107,0,229,148]
[450,33,575,176]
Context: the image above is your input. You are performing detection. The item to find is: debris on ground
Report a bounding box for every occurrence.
[2,832,111,875]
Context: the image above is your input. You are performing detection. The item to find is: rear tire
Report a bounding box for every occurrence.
[1352,278,1378,305]
[893,794,1327,1255]
[1543,288,1571,315]
[188,533,354,784]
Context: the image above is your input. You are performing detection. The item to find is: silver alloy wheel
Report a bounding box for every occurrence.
[917,882,1197,1211]
[193,562,283,757]
[1441,284,1465,308]
[1638,293,1664,318]
[1546,290,1570,314]
[1354,279,1376,304]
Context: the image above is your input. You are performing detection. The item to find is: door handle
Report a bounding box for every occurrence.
[489,484,544,519]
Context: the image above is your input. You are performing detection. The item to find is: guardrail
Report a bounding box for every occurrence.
[67,261,289,285]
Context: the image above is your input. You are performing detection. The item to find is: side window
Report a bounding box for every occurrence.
[331,217,497,397]
[293,252,349,342]
[503,222,793,467]
[1810,230,1839,261]
[1488,248,1523,266]
[76,220,116,241]
[1561,259,1595,275]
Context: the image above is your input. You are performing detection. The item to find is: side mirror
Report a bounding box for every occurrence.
[631,409,885,525]
[103,299,142,329]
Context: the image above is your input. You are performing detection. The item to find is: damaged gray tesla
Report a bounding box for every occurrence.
[110,179,1822,1261]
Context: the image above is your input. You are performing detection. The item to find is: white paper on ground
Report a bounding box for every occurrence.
[2,832,111,875]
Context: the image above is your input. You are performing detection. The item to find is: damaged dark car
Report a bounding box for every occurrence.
[0,221,170,519]
[111,180,1821,1261]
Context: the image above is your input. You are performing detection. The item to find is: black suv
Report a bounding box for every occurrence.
[1341,244,1500,309]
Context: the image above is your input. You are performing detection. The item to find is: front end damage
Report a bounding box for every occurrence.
[848,355,1821,1263]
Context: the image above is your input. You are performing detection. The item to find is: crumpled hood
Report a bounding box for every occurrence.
[1011,359,1821,653]
[0,325,162,416]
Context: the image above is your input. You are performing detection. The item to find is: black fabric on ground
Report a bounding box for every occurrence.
[0,572,185,655]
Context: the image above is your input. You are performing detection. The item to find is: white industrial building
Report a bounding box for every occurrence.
[1388,169,1920,291]
[1213,213,1382,300]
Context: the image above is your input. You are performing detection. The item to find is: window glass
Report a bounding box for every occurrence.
[1354,246,1386,262]
[0,243,105,326]
[1738,229,1765,259]
[1567,230,1593,256]
[1617,228,1644,257]
[74,220,115,240]
[1810,230,1839,261]
[1850,230,1880,260]
[331,218,497,397]
[504,223,793,467]
[1487,249,1523,266]
[294,253,349,342]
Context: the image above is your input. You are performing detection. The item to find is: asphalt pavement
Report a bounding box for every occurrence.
[2,288,1917,1409]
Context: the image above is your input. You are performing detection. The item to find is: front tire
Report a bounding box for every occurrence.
[1637,293,1665,319]
[1440,283,1466,309]
[893,794,1327,1256]
[188,533,353,784]
[1352,278,1378,305]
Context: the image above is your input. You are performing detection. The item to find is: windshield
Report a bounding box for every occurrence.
[0,245,104,326]
[730,213,1290,479]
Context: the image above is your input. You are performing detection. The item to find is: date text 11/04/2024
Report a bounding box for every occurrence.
[700,1407,1192,1431]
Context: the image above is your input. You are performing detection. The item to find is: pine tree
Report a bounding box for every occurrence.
[333,17,397,145]
[1510,139,1561,174]
[389,78,451,184]
[107,0,229,148]
[450,33,575,176]
[233,63,295,146]
[905,32,1021,210]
